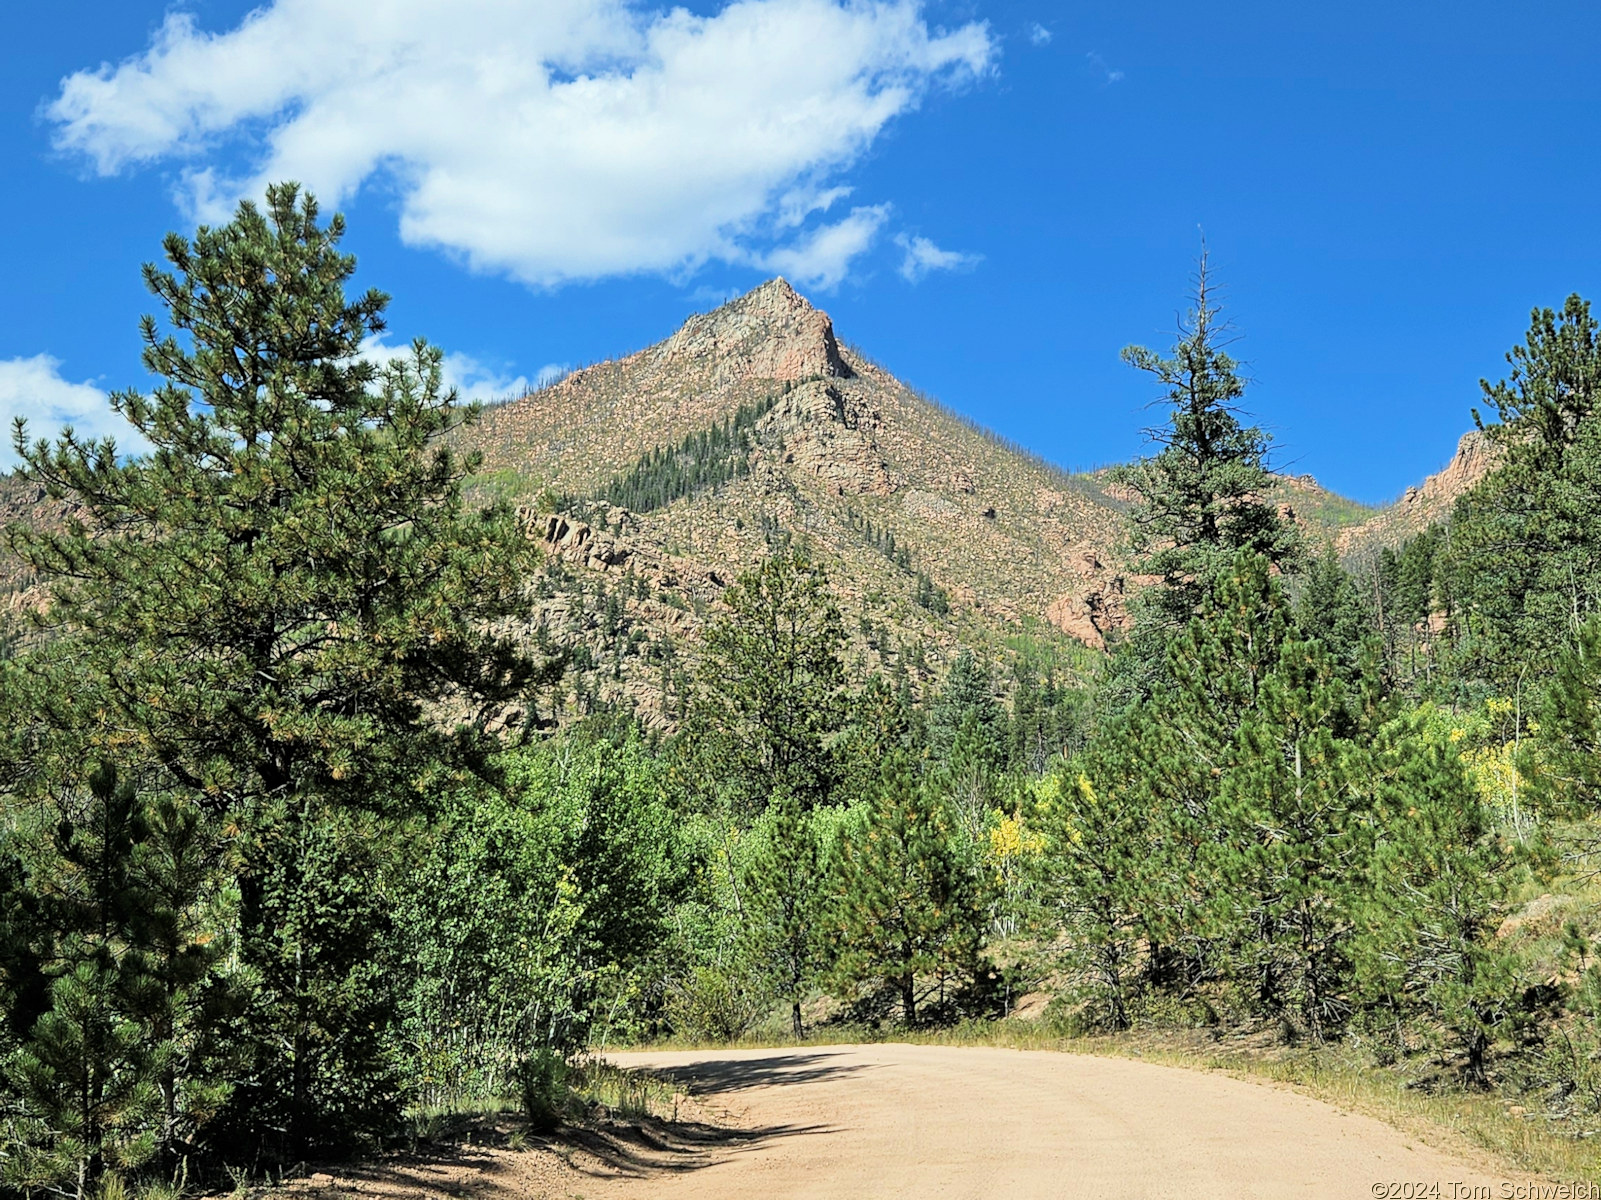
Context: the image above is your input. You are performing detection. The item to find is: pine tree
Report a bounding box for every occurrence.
[123,795,240,1171]
[1119,553,1297,991]
[1293,543,1372,679]
[5,183,538,816]
[1112,252,1300,630]
[927,651,1003,769]
[0,836,48,1055]
[6,768,164,1198]
[1351,716,1532,1086]
[1444,295,1601,687]
[217,800,402,1159]
[1216,636,1370,1036]
[1037,755,1153,1030]
[743,791,825,1038]
[836,673,920,806]
[828,756,988,1025]
[691,546,847,811]
[1533,615,1601,815]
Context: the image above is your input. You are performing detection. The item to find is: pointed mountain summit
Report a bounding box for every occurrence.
[463,278,1143,728]
[657,277,852,383]
[476,279,857,495]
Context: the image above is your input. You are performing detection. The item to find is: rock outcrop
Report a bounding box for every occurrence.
[657,278,852,384]
[1339,430,1498,555]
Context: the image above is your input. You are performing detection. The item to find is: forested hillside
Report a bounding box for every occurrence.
[3,191,1601,1199]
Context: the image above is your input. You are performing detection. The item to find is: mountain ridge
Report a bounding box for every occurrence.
[0,279,1494,726]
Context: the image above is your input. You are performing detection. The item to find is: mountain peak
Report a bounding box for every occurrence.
[659,277,852,383]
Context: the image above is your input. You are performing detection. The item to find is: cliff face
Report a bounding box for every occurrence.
[1338,431,1497,556]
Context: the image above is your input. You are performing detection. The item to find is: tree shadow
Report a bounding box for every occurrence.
[647,1050,871,1096]
[551,1114,833,1180]
[286,1054,861,1197]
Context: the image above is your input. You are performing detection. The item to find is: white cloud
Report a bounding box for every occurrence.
[0,356,148,467]
[761,204,890,289]
[533,363,572,389]
[1028,22,1052,46]
[360,338,530,404]
[1086,51,1124,85]
[895,233,979,282]
[49,0,995,289]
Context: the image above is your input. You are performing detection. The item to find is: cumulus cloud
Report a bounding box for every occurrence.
[0,356,148,467]
[895,233,979,282]
[762,204,890,289]
[360,338,531,404]
[1028,22,1052,46]
[49,0,994,288]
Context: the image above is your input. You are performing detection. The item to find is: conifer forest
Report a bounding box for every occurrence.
[5,187,1601,1196]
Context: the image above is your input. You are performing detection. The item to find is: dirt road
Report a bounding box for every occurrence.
[594,1043,1519,1199]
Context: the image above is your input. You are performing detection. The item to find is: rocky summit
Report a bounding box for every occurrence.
[461,279,1155,722]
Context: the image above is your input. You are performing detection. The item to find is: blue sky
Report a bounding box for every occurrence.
[3,0,1598,504]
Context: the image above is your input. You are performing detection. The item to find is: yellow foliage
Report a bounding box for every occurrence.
[1461,741,1528,820]
[989,812,1045,865]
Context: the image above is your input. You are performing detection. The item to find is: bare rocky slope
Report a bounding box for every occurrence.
[1337,430,1497,559]
[464,279,1142,723]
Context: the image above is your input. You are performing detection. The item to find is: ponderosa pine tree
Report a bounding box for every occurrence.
[1293,543,1372,680]
[1112,252,1300,630]
[1,184,541,1166]
[1533,615,1601,816]
[1217,633,1371,1037]
[743,790,826,1038]
[828,756,988,1025]
[3,767,229,1199]
[1115,552,1296,993]
[216,800,402,1159]
[4,182,538,815]
[1036,757,1152,1030]
[1352,716,1532,1086]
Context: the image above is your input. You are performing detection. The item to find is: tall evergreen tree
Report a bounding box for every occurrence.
[1112,252,1300,630]
[1534,615,1601,815]
[927,651,1004,769]
[1445,295,1601,686]
[1351,717,1531,1086]
[3,767,229,1199]
[1293,543,1371,678]
[690,546,847,811]
[743,791,826,1038]
[0,184,541,1170]
[5,183,538,815]
[828,756,988,1025]
[1037,756,1152,1030]
[1216,635,1370,1036]
[218,801,402,1159]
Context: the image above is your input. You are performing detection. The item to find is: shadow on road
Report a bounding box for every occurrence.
[273,1055,859,1198]
[285,1114,837,1197]
[650,1050,870,1096]
[557,1115,834,1180]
